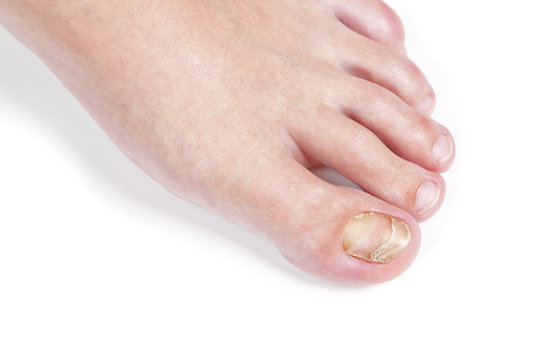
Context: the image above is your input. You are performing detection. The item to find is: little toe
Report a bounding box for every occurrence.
[330,0,405,51]
[288,108,446,221]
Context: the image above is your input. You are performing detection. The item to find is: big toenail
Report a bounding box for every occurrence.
[342,213,411,264]
[415,93,436,115]
[432,133,454,163]
[415,181,440,217]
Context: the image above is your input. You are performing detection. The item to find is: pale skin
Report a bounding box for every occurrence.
[0,0,454,284]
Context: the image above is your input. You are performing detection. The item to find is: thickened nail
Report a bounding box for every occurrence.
[342,213,411,264]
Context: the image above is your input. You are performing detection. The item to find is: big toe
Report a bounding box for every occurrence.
[236,153,421,285]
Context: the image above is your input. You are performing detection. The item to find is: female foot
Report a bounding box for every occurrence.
[0,0,454,284]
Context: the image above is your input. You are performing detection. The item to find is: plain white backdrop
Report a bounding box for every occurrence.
[1,0,538,358]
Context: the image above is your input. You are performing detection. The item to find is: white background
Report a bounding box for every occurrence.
[1,0,538,358]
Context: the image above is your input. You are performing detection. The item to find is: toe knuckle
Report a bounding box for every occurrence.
[409,115,438,147]
[393,58,429,95]
[354,78,391,106]
[402,59,424,83]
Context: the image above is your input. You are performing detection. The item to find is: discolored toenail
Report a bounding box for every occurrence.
[432,133,454,164]
[414,181,440,217]
[342,213,411,264]
[415,93,436,115]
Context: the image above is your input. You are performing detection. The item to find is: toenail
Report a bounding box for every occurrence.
[416,93,436,115]
[432,133,454,164]
[415,181,440,217]
[342,213,411,264]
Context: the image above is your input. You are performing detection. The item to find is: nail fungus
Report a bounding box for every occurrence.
[415,181,440,217]
[342,212,411,264]
[432,133,454,164]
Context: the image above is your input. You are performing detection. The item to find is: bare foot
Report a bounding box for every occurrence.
[0,0,454,284]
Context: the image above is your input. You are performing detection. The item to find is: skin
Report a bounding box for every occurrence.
[0,0,454,284]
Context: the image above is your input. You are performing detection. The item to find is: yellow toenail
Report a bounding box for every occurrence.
[342,213,411,264]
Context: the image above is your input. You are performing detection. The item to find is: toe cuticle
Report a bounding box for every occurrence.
[342,213,411,264]
[415,181,440,217]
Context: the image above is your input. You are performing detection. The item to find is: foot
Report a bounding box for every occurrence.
[1,0,454,284]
